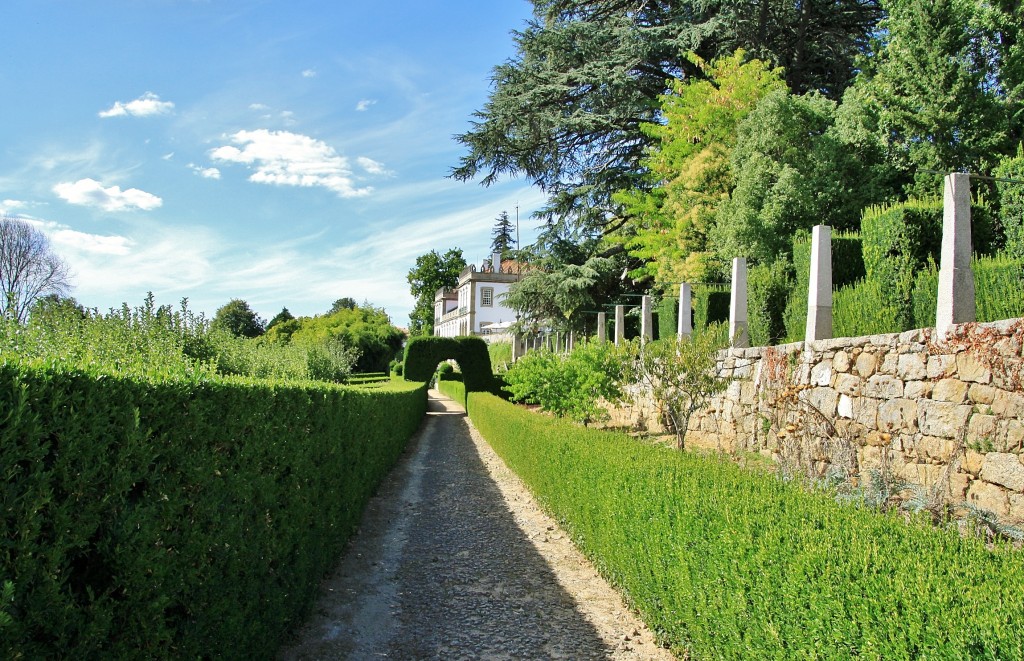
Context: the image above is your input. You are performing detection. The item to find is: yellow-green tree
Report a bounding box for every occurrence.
[614,51,785,288]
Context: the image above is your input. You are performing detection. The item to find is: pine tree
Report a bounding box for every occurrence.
[490,210,516,259]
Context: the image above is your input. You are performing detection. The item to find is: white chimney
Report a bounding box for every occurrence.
[491,252,501,273]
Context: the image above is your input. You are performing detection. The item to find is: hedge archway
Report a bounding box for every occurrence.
[402,336,493,392]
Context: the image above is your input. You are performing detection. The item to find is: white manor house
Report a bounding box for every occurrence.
[433,253,522,339]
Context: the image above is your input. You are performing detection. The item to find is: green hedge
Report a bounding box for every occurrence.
[693,284,730,333]
[402,336,493,392]
[785,230,865,342]
[0,365,427,659]
[437,378,467,410]
[465,391,1024,659]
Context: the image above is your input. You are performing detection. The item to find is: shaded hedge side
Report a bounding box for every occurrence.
[0,366,427,659]
[402,336,493,391]
[466,391,1024,660]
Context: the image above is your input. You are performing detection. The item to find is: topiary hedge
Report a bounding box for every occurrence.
[0,364,427,659]
[402,335,493,392]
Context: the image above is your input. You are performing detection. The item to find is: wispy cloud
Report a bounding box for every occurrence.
[356,156,390,176]
[1,199,28,215]
[249,103,269,111]
[355,99,377,112]
[209,129,374,198]
[189,164,222,179]
[53,178,163,211]
[301,69,317,78]
[99,92,175,118]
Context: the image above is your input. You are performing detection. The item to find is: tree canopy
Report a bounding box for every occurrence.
[212,299,265,338]
[406,248,466,335]
[490,211,516,258]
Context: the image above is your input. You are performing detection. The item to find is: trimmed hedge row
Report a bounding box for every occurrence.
[402,336,493,392]
[0,365,427,659]
[466,391,1024,659]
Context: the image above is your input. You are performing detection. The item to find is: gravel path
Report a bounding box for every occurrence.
[278,390,674,660]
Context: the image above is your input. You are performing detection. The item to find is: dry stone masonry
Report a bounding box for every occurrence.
[684,318,1024,524]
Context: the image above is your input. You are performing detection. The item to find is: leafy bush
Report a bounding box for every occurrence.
[692,283,730,332]
[502,342,629,425]
[0,361,427,659]
[912,253,1024,328]
[486,341,513,373]
[784,230,864,342]
[466,391,1024,659]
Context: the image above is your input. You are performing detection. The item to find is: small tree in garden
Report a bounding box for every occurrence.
[628,327,728,449]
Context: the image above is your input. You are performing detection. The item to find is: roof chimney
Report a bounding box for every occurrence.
[491,252,501,273]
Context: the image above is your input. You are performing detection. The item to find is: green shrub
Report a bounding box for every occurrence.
[437,377,467,409]
[912,253,1024,328]
[487,341,513,373]
[833,277,906,337]
[785,230,866,342]
[465,391,1024,659]
[0,363,427,659]
[657,295,677,340]
[502,342,629,425]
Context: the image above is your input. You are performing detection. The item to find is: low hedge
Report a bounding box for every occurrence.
[466,391,1024,659]
[0,364,427,659]
[437,378,467,410]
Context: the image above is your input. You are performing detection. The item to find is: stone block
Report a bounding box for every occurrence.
[863,374,904,399]
[918,401,971,438]
[980,452,1024,492]
[855,352,878,378]
[948,472,971,500]
[963,449,984,476]
[854,397,880,429]
[833,350,850,373]
[896,353,928,381]
[967,414,998,448]
[1010,493,1024,523]
[834,373,861,395]
[866,430,893,446]
[878,398,918,433]
[956,351,992,384]
[931,378,969,404]
[810,361,832,387]
[967,480,1010,516]
[968,383,997,406]
[904,381,932,399]
[927,354,957,379]
[880,352,899,375]
[837,394,854,419]
[807,387,839,417]
[918,435,956,462]
[992,390,1024,418]
[1004,419,1024,452]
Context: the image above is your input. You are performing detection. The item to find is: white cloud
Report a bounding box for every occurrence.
[50,228,133,255]
[356,156,390,176]
[189,164,222,179]
[355,99,377,112]
[162,152,175,160]
[1,199,28,215]
[301,69,317,78]
[53,178,163,211]
[99,92,175,118]
[249,103,269,111]
[209,129,373,198]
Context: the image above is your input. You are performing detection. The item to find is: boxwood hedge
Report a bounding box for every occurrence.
[0,364,427,659]
[466,391,1024,660]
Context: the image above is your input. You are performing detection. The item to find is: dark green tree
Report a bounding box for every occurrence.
[406,248,467,335]
[266,307,294,330]
[212,299,265,338]
[452,0,882,238]
[490,211,516,259]
[853,0,1023,190]
[329,297,357,314]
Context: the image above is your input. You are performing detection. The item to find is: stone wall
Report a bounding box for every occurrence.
[680,318,1024,524]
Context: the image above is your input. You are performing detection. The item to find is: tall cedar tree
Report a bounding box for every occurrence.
[490,211,516,259]
[452,0,882,240]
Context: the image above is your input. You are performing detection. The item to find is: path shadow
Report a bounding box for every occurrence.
[279,391,619,660]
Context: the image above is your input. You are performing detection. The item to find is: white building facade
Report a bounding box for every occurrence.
[434,253,521,339]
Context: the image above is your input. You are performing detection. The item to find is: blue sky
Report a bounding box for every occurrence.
[2,0,544,327]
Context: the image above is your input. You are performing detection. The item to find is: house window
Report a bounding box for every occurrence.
[481,287,494,307]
